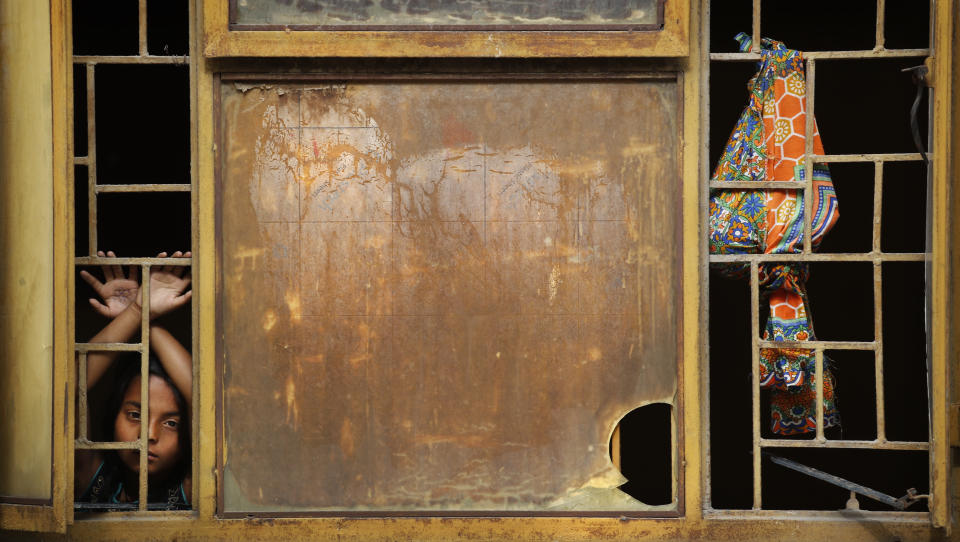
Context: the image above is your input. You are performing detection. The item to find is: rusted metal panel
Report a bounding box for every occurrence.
[218,78,681,513]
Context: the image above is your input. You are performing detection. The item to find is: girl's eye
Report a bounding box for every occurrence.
[126,410,140,421]
[163,419,179,429]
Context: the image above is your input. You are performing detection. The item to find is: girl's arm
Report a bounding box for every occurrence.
[150,325,192,405]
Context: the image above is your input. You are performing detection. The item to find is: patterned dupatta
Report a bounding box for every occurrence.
[709,34,841,435]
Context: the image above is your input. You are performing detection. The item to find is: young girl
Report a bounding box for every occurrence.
[75,251,193,509]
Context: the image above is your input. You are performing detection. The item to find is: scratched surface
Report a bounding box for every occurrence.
[232,0,659,26]
[219,80,680,511]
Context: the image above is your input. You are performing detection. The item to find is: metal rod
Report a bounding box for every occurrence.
[139,264,150,511]
[710,48,929,60]
[803,58,815,254]
[758,340,876,350]
[751,261,762,510]
[74,342,143,352]
[74,441,140,450]
[751,0,760,54]
[700,0,713,511]
[875,0,886,50]
[710,253,925,263]
[815,349,825,441]
[759,438,927,450]
[75,256,192,266]
[95,184,192,193]
[86,63,97,256]
[813,153,927,163]
[74,156,89,165]
[138,0,148,57]
[78,352,88,441]
[767,454,916,510]
[73,55,189,65]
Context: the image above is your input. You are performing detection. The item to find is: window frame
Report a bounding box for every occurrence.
[201,0,690,58]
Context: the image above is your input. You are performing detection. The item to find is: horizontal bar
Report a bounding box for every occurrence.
[73,55,188,65]
[74,440,140,450]
[812,153,926,163]
[95,183,192,193]
[704,509,929,521]
[74,156,89,165]
[759,340,876,350]
[710,181,805,189]
[759,438,928,451]
[75,257,192,266]
[74,342,141,353]
[709,253,926,263]
[710,48,929,61]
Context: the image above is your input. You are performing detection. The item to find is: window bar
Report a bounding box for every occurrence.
[75,441,140,451]
[86,63,97,256]
[815,349,825,441]
[78,352,88,441]
[873,161,887,443]
[751,0,760,54]
[138,264,151,511]
[759,439,927,451]
[803,58,815,254]
[138,0,148,57]
[875,0,886,51]
[750,260,762,510]
[711,253,924,263]
[95,184,192,193]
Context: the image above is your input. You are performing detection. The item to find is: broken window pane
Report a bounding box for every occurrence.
[218,79,681,513]
[231,0,661,27]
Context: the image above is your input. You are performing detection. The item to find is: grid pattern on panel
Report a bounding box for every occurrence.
[73,0,191,512]
[704,0,931,512]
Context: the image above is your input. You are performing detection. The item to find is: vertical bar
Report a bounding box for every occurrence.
[700,0,713,511]
[751,0,761,54]
[803,59,816,254]
[872,162,883,253]
[138,0,148,57]
[875,0,886,50]
[874,260,887,442]
[815,349,825,442]
[138,264,150,511]
[85,63,97,255]
[78,352,88,441]
[750,261,762,509]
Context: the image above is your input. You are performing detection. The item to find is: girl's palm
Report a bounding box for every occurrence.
[80,251,140,318]
[147,251,192,319]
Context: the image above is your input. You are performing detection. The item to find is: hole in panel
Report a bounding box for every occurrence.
[94,65,190,185]
[616,403,672,506]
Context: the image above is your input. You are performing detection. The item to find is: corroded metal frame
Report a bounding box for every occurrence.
[202,0,689,57]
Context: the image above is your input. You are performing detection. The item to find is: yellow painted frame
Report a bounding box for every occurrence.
[202,0,689,58]
[2,0,956,539]
[0,0,72,534]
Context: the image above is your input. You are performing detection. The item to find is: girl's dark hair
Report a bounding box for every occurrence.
[101,353,191,479]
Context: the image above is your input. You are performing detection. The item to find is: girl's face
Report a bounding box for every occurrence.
[114,375,183,478]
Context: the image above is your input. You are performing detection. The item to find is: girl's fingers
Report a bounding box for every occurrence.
[106,251,123,280]
[89,298,110,317]
[178,290,192,305]
[79,269,104,290]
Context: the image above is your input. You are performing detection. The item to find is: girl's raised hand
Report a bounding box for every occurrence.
[80,250,140,319]
[145,251,192,319]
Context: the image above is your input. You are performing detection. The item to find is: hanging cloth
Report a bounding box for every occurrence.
[709,34,841,436]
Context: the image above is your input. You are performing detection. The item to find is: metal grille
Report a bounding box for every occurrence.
[703,0,932,511]
[72,0,192,513]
